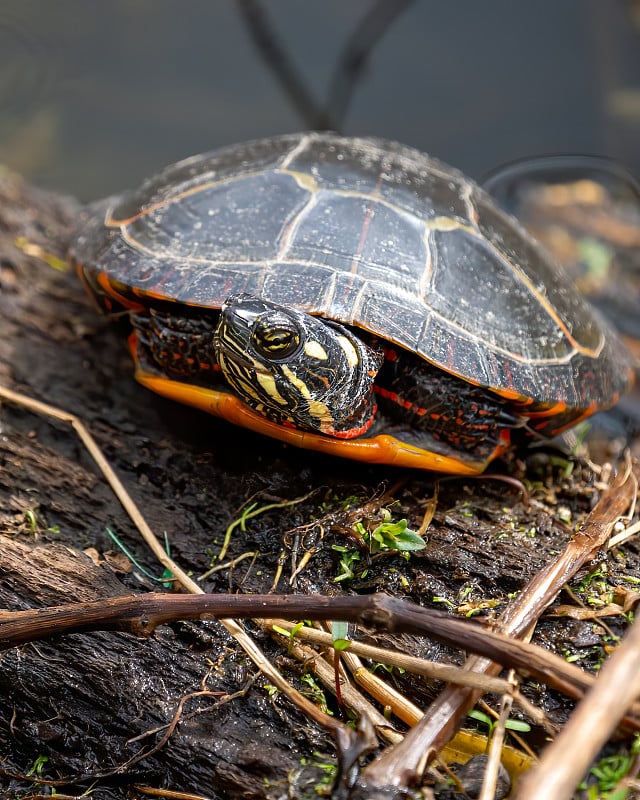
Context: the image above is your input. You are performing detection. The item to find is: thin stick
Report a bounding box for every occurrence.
[516,612,640,800]
[359,457,637,791]
[0,384,349,741]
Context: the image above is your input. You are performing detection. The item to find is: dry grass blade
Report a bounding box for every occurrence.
[0,384,196,590]
[0,384,351,743]
[268,619,517,696]
[478,673,517,800]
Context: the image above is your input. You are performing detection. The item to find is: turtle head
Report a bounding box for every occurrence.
[214,294,383,437]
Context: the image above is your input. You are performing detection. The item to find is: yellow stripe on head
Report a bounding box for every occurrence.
[256,372,288,406]
[281,365,333,429]
[304,339,328,360]
[337,335,359,368]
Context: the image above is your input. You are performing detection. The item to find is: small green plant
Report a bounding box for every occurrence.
[332,544,363,582]
[24,509,38,534]
[300,674,333,716]
[331,620,351,651]
[353,509,424,554]
[22,509,60,536]
[432,595,456,609]
[578,736,640,798]
[574,564,610,594]
[299,753,337,793]
[332,509,423,583]
[25,753,49,778]
[467,709,531,746]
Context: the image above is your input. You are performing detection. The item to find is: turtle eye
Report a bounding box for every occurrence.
[251,317,300,360]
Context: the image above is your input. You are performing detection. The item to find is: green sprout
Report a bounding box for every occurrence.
[578,740,640,798]
[300,674,333,716]
[354,509,425,554]
[332,544,363,582]
[299,753,337,792]
[467,708,531,747]
[272,620,308,654]
[332,509,423,583]
[22,509,60,536]
[331,620,351,652]
[25,754,49,777]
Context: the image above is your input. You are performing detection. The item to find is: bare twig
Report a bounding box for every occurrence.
[235,0,325,128]
[0,385,356,750]
[516,611,640,799]
[235,0,415,131]
[356,457,637,793]
[3,590,640,727]
[321,0,415,129]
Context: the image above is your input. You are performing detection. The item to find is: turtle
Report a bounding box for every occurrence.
[69,132,634,474]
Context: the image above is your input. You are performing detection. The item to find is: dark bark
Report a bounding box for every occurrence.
[0,171,331,798]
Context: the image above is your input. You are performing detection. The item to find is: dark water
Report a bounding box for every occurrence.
[0,0,639,202]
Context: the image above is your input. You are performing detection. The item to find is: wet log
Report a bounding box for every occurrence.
[0,169,330,799]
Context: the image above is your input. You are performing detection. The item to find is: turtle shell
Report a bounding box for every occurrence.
[71,132,633,411]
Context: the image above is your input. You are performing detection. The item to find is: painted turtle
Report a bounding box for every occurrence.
[70,133,633,474]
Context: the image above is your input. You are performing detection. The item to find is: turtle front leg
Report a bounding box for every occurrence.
[374,349,522,457]
[131,308,219,381]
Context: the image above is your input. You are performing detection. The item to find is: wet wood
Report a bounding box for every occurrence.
[0,170,333,799]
